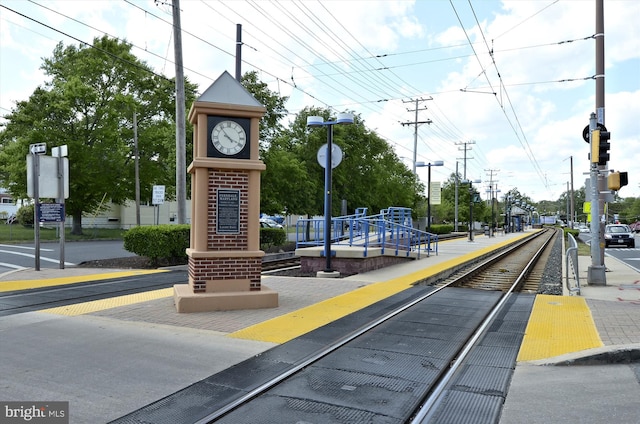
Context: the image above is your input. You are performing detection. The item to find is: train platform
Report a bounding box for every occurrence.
[0,231,638,423]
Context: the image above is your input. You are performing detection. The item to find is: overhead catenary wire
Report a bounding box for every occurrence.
[1,0,600,202]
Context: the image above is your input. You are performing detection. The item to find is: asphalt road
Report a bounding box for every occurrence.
[0,240,135,274]
[578,232,640,271]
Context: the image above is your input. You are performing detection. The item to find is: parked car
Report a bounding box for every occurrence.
[260,218,283,229]
[578,225,590,233]
[603,224,635,248]
[630,221,640,233]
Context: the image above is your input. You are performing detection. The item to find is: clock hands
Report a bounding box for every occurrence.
[222,129,240,145]
[211,120,246,156]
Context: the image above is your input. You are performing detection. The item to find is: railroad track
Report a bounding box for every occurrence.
[184,228,558,424]
[432,227,557,292]
[261,253,300,273]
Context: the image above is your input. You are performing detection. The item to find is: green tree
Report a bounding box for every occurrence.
[241,71,288,150]
[0,36,197,234]
[435,172,486,228]
[283,107,424,217]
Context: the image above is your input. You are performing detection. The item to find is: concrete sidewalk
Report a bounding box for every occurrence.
[501,252,640,424]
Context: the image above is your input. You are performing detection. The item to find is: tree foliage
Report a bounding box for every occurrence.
[0,36,197,234]
[434,172,487,227]
[257,106,424,217]
[241,71,288,150]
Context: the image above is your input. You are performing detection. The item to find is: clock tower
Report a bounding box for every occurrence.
[173,71,278,312]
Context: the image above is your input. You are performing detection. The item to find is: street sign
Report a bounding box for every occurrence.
[317,143,343,169]
[429,181,442,205]
[29,143,46,154]
[26,156,69,198]
[38,203,65,222]
[152,185,165,205]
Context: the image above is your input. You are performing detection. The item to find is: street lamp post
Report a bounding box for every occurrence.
[505,193,513,233]
[416,160,444,232]
[307,113,354,276]
[464,179,481,241]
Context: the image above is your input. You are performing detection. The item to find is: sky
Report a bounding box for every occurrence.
[1,0,639,205]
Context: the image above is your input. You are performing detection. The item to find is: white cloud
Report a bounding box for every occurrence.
[1,0,638,202]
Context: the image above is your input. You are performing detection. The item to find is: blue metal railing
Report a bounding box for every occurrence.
[295,207,438,259]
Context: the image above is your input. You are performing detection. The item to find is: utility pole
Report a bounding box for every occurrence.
[401,97,432,174]
[235,24,242,81]
[588,0,607,285]
[566,181,570,227]
[485,168,499,237]
[456,140,475,181]
[454,161,459,232]
[172,0,187,224]
[569,155,575,229]
[134,111,140,226]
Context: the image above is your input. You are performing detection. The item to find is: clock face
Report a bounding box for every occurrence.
[211,120,247,156]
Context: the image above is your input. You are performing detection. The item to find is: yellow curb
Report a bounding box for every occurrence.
[0,269,167,292]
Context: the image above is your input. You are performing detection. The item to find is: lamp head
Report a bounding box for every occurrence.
[336,113,354,125]
[306,116,325,127]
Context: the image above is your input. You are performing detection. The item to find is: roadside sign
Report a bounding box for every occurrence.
[152,185,165,205]
[30,143,46,154]
[38,203,65,222]
[430,181,441,205]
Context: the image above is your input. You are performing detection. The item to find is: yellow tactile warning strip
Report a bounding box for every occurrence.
[40,288,174,316]
[229,234,531,344]
[517,294,603,361]
[0,270,167,292]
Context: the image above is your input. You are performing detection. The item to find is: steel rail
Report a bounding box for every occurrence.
[195,230,551,424]
[410,229,555,423]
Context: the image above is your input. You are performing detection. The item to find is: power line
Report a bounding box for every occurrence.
[0,3,172,82]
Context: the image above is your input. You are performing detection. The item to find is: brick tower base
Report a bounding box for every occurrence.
[173,283,278,313]
[173,251,278,313]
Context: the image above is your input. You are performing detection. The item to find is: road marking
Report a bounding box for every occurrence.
[0,262,27,270]
[0,249,75,266]
[0,245,54,251]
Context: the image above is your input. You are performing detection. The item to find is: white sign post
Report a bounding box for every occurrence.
[53,145,68,269]
[152,185,165,225]
[28,143,46,271]
[27,144,70,270]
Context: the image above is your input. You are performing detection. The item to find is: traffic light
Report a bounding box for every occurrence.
[590,129,599,163]
[591,129,611,165]
[608,171,628,191]
[599,130,611,165]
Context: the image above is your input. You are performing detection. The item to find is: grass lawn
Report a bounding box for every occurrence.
[0,224,125,243]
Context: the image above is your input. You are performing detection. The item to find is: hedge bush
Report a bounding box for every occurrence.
[123,225,288,265]
[124,225,190,266]
[563,227,579,238]
[16,204,34,227]
[261,227,286,248]
[427,224,454,235]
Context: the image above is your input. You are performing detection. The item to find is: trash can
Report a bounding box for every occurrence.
[484,225,490,236]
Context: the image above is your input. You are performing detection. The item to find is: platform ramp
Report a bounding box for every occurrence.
[295,207,438,259]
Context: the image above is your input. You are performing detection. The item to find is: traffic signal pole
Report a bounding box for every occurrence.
[587,0,607,285]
